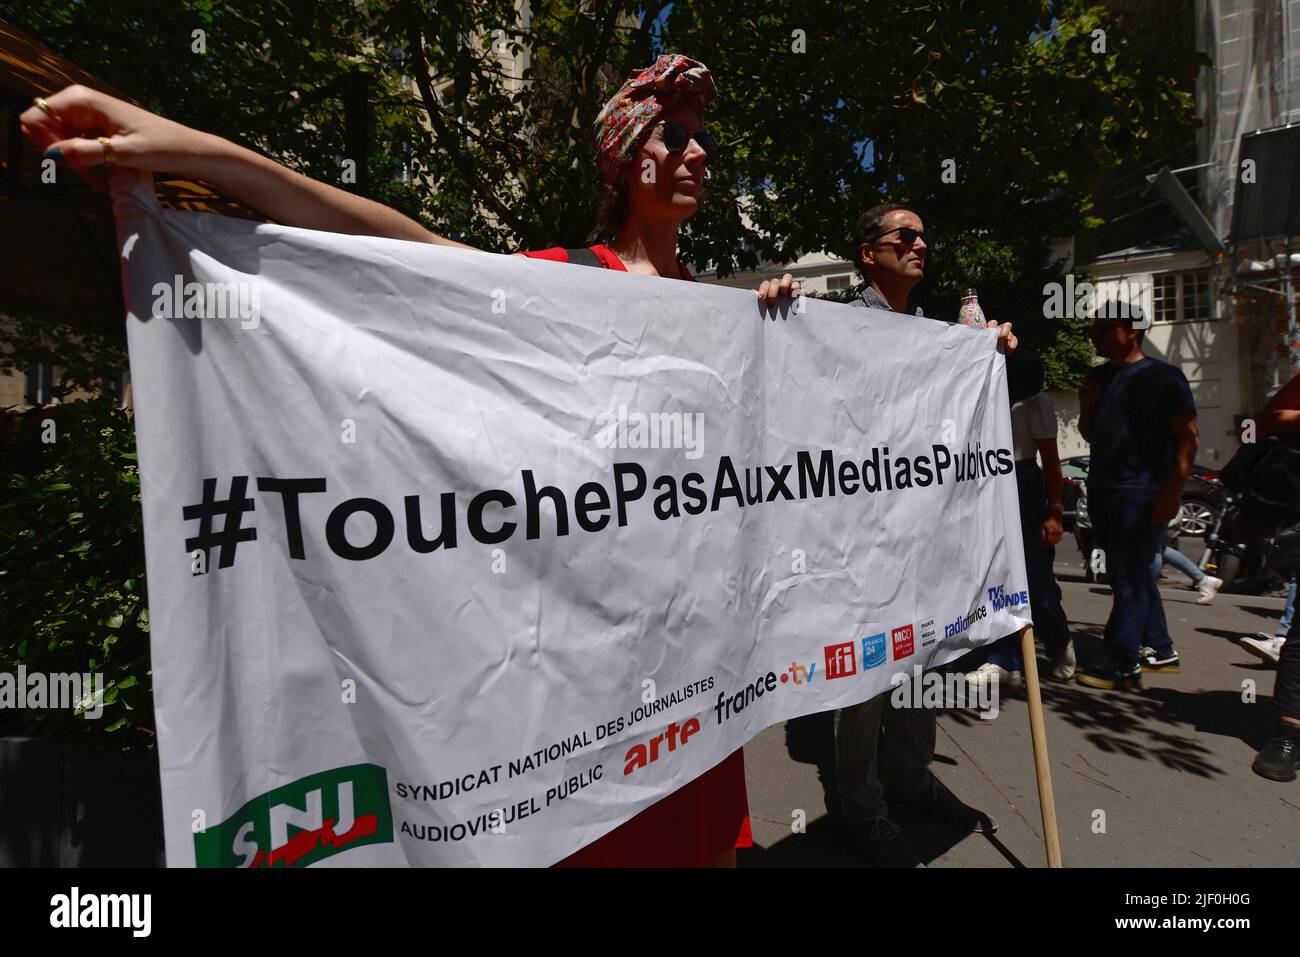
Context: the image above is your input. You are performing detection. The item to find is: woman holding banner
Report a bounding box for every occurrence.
[22,54,748,867]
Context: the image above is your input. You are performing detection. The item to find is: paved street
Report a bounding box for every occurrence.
[739,553,1300,868]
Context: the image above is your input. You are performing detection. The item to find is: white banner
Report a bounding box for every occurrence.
[112,172,1031,867]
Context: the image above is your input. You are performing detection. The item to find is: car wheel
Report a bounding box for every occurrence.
[1178,497,1217,538]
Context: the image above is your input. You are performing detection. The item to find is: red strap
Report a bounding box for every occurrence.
[517,245,692,280]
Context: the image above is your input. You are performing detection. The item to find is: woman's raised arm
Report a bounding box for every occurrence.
[21,85,475,248]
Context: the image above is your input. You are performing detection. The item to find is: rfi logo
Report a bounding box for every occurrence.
[824,642,857,679]
[861,633,887,669]
[892,625,915,660]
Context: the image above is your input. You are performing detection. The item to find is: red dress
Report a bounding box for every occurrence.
[518,244,753,866]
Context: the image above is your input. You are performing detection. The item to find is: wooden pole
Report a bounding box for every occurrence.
[1019,624,1063,867]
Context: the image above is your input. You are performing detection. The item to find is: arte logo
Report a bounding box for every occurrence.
[861,633,887,669]
[824,641,857,679]
[892,624,915,660]
[194,763,393,868]
[919,617,938,649]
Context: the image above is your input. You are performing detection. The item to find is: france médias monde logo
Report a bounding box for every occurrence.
[194,764,393,867]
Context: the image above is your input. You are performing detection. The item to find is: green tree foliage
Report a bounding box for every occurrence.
[2,1,1200,747]
[10,0,1201,385]
[0,394,150,750]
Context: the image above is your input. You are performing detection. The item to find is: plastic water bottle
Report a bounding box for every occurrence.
[958,288,986,327]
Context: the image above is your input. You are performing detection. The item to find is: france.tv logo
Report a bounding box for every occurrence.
[861,633,887,669]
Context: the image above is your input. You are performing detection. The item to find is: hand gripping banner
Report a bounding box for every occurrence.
[112,171,1031,867]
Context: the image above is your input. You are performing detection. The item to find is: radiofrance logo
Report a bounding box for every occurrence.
[195,763,393,868]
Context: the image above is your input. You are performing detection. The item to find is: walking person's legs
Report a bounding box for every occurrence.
[1253,618,1300,781]
[1140,537,1180,672]
[1241,578,1294,665]
[1161,544,1224,603]
[1281,580,1297,634]
[1078,490,1162,688]
[1162,545,1203,584]
[1017,461,1073,672]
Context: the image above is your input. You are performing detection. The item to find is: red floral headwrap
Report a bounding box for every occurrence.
[594,54,717,183]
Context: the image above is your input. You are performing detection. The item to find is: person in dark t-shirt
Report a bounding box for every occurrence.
[1076,310,1199,689]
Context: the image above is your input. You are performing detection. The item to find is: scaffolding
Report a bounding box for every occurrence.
[1196,0,1300,403]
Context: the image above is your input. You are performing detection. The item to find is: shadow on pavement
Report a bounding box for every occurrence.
[1036,672,1273,777]
[1221,604,1288,624]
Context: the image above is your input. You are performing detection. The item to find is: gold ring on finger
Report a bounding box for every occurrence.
[98,136,117,165]
[34,96,61,121]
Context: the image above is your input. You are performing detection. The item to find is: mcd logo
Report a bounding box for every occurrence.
[824,642,857,679]
[892,624,915,660]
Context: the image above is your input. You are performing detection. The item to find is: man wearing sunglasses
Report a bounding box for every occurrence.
[846,207,1004,865]
[757,205,1018,353]
[759,204,1006,865]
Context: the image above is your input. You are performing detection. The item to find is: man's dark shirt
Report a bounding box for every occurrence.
[1088,356,1196,494]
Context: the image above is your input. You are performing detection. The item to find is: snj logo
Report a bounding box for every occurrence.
[194,763,393,868]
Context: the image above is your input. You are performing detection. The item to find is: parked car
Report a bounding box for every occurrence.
[1178,466,1225,538]
[1060,456,1088,532]
[1059,456,1223,539]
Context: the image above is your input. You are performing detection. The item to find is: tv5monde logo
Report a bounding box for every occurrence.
[194,763,393,867]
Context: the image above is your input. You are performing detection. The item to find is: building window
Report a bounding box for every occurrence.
[826,274,852,291]
[25,363,59,405]
[1152,270,1212,322]
[1153,273,1178,322]
[1183,270,1210,320]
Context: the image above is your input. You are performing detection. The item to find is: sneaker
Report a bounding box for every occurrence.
[965,662,1006,690]
[1196,575,1223,604]
[1251,731,1300,783]
[1138,646,1181,673]
[887,772,997,833]
[1240,635,1285,665]
[1076,655,1143,690]
[1050,642,1077,681]
[842,815,926,867]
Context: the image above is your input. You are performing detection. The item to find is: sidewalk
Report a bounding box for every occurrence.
[739,563,1300,867]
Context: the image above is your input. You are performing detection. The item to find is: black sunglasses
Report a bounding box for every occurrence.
[870,225,927,247]
[659,121,718,161]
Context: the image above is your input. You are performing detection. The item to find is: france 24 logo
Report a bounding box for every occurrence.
[861,633,887,669]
